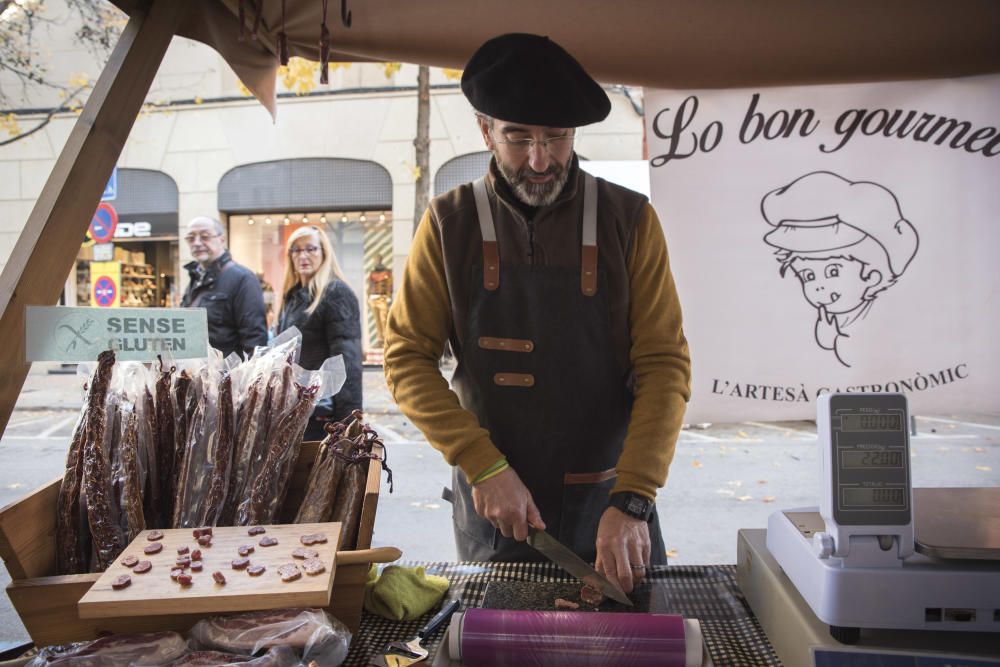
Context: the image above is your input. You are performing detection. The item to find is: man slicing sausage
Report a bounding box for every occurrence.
[383,33,691,593]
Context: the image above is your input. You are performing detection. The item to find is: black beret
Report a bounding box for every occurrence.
[461,33,611,128]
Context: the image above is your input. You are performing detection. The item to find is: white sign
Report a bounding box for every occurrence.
[114,221,151,238]
[26,306,209,362]
[646,75,1000,422]
[93,243,114,262]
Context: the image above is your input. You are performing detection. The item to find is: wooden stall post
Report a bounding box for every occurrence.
[0,0,194,438]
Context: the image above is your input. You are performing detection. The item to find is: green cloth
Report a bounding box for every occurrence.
[364,564,450,621]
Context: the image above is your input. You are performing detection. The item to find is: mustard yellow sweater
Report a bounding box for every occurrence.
[384,202,691,500]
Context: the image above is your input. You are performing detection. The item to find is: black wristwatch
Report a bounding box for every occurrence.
[608,492,655,522]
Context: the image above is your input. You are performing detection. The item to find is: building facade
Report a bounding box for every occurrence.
[0,3,644,353]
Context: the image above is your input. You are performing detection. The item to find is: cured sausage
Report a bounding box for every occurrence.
[221,375,263,524]
[119,408,145,543]
[172,369,193,499]
[199,373,235,526]
[244,384,318,525]
[330,455,367,550]
[293,438,348,524]
[154,357,176,528]
[82,350,122,572]
[56,405,89,574]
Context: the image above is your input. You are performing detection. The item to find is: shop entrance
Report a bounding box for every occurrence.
[227,211,392,348]
[71,169,179,308]
[218,158,394,356]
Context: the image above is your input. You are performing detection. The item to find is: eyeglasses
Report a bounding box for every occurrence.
[491,130,575,155]
[290,245,321,256]
[184,232,221,244]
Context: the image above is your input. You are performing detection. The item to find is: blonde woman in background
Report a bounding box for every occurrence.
[277,226,363,439]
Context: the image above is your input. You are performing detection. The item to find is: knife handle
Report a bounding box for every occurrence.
[418,598,461,639]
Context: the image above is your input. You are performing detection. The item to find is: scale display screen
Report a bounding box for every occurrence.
[840,413,903,432]
[824,394,911,526]
[840,450,904,468]
[842,487,906,508]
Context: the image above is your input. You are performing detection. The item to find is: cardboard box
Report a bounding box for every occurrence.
[0,441,385,646]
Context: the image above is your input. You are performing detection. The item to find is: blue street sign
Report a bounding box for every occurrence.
[93,276,117,307]
[102,168,118,201]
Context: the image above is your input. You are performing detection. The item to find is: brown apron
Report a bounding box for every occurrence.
[446,175,667,563]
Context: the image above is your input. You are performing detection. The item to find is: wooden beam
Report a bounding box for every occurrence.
[0,0,194,438]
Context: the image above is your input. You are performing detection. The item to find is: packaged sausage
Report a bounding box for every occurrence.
[187,608,350,667]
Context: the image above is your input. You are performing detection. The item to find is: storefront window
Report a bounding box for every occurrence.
[228,212,391,347]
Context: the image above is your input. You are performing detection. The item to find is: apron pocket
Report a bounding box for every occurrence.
[557,470,617,562]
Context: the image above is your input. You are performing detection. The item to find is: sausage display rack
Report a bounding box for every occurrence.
[0,440,390,646]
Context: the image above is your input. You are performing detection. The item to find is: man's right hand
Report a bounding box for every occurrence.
[471,467,545,541]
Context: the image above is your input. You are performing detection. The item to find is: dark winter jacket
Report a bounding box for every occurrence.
[181,251,268,359]
[278,279,363,422]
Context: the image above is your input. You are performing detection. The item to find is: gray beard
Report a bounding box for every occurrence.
[495,154,571,207]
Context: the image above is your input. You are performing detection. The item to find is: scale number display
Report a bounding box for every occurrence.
[840,413,902,432]
[842,487,906,508]
[840,450,904,468]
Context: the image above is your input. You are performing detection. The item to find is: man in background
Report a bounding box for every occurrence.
[181,216,267,358]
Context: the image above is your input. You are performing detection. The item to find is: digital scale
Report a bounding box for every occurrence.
[763,393,1000,646]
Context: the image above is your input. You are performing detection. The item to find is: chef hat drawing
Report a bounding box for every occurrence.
[761,171,918,278]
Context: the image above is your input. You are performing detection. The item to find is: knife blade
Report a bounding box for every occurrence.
[526,527,633,606]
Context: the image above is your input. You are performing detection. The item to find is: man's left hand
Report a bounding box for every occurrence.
[594,506,651,594]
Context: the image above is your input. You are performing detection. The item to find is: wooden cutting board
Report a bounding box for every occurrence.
[78,522,341,619]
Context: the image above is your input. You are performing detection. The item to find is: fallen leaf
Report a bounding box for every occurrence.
[666,549,678,559]
[974,447,985,453]
[762,496,776,503]
[757,480,768,485]
[737,495,753,502]
[975,466,992,472]
[738,430,750,438]
[692,460,703,468]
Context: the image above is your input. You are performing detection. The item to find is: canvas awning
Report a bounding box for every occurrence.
[109,0,1000,117]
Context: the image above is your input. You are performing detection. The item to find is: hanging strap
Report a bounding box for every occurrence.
[473,178,500,291]
[581,173,598,297]
[473,174,599,295]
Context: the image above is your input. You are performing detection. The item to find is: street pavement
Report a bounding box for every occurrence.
[0,362,997,649]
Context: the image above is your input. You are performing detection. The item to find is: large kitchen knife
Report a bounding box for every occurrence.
[526,527,633,606]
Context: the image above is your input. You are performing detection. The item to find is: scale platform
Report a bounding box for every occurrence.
[738,528,1000,667]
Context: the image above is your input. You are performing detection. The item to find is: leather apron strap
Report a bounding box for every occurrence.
[581,173,598,297]
[474,174,599,296]
[472,178,500,291]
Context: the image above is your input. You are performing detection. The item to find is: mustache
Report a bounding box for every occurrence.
[519,165,560,178]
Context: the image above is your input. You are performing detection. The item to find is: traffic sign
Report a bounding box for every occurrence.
[92,276,117,308]
[90,202,118,243]
[102,168,118,201]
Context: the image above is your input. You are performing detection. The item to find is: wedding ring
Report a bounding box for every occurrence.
[630,563,646,570]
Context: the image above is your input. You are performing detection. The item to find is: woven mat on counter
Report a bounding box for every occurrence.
[343,561,781,666]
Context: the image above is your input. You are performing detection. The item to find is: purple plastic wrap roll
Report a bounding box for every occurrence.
[456,608,689,667]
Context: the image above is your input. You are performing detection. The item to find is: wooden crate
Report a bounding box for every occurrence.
[0,441,390,646]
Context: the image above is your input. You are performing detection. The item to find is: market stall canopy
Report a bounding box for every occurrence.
[109,0,1000,117]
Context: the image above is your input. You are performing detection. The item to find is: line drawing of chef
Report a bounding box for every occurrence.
[761,171,919,368]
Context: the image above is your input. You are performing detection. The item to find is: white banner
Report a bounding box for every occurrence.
[646,75,1000,422]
